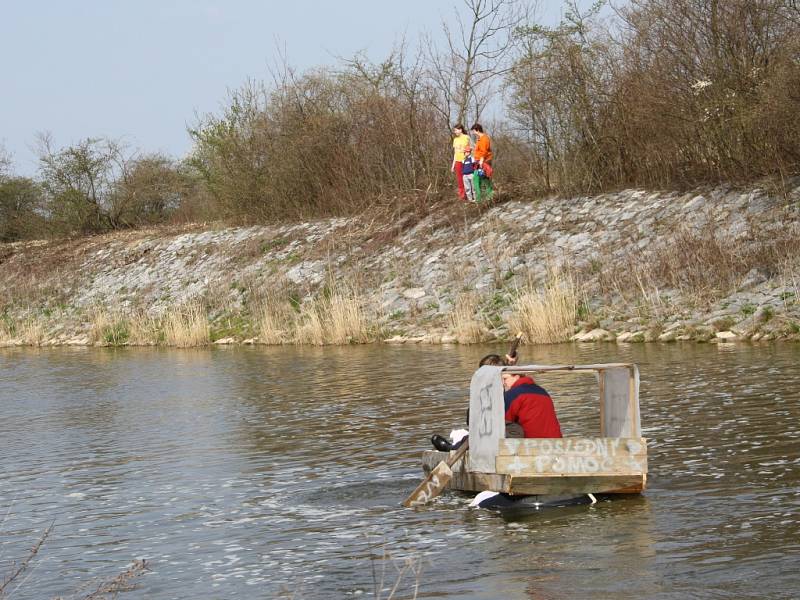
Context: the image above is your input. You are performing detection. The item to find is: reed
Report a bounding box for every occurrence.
[294,301,326,346]
[509,268,579,344]
[0,315,15,344]
[447,293,487,344]
[162,301,210,347]
[256,298,293,345]
[17,317,46,346]
[325,287,369,344]
[293,281,371,345]
[127,310,163,345]
[89,307,130,346]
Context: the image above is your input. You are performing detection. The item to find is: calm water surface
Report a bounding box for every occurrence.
[1,343,799,599]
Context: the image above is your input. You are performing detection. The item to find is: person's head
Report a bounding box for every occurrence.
[470,123,484,135]
[464,145,472,156]
[501,372,521,391]
[453,123,465,135]
[479,353,505,367]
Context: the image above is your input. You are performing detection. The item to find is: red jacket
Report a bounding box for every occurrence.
[504,376,563,438]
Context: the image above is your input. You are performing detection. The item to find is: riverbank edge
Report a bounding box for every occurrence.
[2,183,800,348]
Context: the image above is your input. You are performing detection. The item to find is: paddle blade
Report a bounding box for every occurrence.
[509,332,523,358]
[402,461,453,508]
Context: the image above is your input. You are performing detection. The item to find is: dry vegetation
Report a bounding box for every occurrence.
[0,520,147,599]
[588,220,800,318]
[509,268,579,344]
[2,1,800,346]
[448,293,489,344]
[162,302,210,347]
[2,0,799,242]
[258,279,375,346]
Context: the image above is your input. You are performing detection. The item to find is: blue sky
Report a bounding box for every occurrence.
[1,1,576,175]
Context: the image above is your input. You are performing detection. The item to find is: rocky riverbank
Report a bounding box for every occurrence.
[2,182,799,347]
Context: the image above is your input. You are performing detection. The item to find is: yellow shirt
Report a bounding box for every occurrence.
[452,134,471,162]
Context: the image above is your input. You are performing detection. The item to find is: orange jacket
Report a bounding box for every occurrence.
[473,134,493,162]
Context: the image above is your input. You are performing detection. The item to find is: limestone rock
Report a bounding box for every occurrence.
[658,330,678,342]
[715,330,739,342]
[573,328,615,342]
[402,288,426,300]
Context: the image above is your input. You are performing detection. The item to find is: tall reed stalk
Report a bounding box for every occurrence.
[163,301,210,347]
[509,268,579,344]
[447,293,487,344]
[293,281,370,345]
[256,298,292,345]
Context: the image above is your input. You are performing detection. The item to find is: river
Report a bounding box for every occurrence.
[1,343,799,599]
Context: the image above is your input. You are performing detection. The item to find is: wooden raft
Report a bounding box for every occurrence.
[422,436,647,495]
[421,362,649,496]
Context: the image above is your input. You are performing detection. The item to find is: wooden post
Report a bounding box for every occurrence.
[601,366,641,438]
[468,365,505,473]
[598,370,606,436]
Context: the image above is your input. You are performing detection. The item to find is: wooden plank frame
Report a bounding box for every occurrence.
[421,451,647,495]
[496,437,648,477]
[465,363,645,489]
[501,363,641,438]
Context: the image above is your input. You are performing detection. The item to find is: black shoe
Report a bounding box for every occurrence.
[431,434,453,452]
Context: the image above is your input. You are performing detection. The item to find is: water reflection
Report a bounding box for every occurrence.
[1,342,799,599]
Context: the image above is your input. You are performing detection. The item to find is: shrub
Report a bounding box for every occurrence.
[188,60,446,223]
[0,176,46,241]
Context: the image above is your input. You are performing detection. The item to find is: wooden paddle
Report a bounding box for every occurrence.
[508,331,523,362]
[402,440,469,508]
[402,333,523,508]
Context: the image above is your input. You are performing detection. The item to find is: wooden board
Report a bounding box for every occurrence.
[496,437,647,477]
[508,474,645,495]
[468,365,505,473]
[602,366,641,437]
[422,451,509,493]
[421,451,646,495]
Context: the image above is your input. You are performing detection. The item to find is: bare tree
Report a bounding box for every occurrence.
[506,0,610,191]
[427,0,523,128]
[0,144,11,178]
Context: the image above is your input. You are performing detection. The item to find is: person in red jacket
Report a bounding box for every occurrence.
[501,372,562,438]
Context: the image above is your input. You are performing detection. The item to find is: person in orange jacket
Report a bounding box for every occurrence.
[470,123,494,202]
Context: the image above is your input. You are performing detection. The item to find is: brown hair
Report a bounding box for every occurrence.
[470,123,484,133]
[479,353,506,367]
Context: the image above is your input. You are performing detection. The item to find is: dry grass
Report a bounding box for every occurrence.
[294,301,327,346]
[162,301,210,347]
[509,268,579,344]
[324,286,370,344]
[256,297,293,345]
[17,317,47,346]
[293,282,371,345]
[88,307,130,345]
[447,293,487,344]
[0,316,15,343]
[127,310,163,345]
[592,221,800,316]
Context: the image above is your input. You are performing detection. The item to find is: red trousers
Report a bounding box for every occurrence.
[453,161,465,199]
